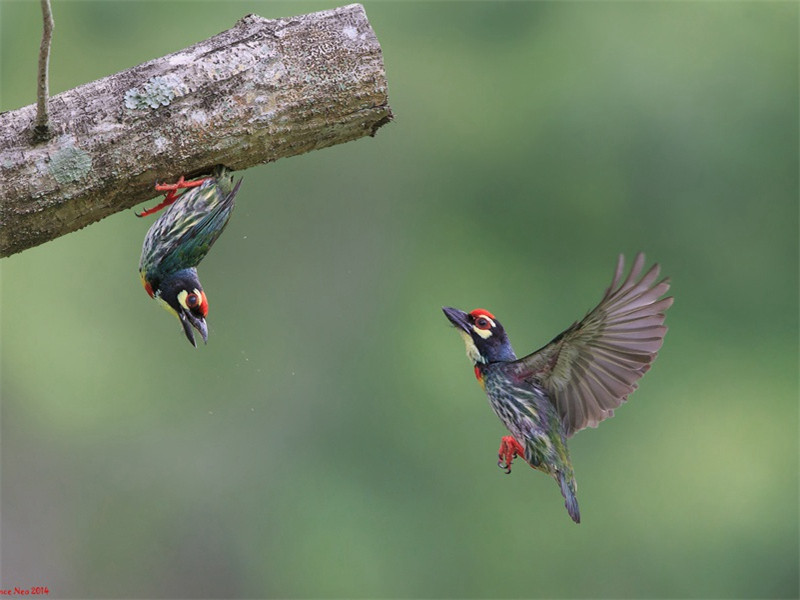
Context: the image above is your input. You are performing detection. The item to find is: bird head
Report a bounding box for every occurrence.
[442,307,517,364]
[144,268,209,347]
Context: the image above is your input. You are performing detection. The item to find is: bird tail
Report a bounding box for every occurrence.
[558,471,581,524]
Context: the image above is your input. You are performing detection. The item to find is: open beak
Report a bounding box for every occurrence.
[179,310,209,347]
[442,306,471,332]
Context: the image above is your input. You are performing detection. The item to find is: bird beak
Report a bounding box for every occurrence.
[178,310,208,347]
[442,306,471,332]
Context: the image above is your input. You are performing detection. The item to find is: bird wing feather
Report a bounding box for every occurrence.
[140,175,240,278]
[503,253,673,437]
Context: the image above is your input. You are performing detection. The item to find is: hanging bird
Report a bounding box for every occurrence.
[139,166,241,347]
[443,253,672,523]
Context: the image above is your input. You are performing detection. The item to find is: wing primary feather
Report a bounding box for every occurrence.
[616,252,646,293]
[510,253,672,436]
[603,254,626,300]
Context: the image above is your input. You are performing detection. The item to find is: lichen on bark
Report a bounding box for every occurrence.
[0,3,392,257]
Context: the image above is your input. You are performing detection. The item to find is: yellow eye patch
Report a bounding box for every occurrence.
[177,290,190,310]
[472,325,493,339]
[177,288,203,310]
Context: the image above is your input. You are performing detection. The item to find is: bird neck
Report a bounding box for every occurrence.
[482,340,517,364]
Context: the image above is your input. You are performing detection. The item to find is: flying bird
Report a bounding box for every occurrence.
[443,253,672,523]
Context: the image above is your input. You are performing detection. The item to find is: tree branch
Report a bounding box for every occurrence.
[0,3,392,257]
[33,0,55,141]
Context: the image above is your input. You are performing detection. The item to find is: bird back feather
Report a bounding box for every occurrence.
[140,169,240,283]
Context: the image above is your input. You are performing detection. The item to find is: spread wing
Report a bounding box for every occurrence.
[504,253,673,437]
[140,175,240,278]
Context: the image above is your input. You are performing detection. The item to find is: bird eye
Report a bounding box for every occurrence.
[186,293,200,308]
[475,317,491,330]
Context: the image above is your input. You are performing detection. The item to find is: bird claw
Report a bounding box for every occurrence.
[136,175,209,217]
[497,436,524,474]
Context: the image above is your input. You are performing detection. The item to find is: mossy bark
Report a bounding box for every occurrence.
[0,4,392,257]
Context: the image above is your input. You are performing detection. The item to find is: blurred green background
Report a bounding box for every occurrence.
[1,1,797,598]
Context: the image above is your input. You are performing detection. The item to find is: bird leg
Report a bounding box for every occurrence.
[136,175,209,217]
[497,436,525,474]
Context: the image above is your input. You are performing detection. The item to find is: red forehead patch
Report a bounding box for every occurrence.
[469,308,495,320]
[198,291,209,317]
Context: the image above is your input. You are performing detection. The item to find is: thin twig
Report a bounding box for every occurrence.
[33,0,54,141]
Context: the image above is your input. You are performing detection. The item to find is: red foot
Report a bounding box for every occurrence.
[136,175,209,217]
[497,436,525,474]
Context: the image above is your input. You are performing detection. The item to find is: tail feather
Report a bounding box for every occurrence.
[558,471,581,524]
